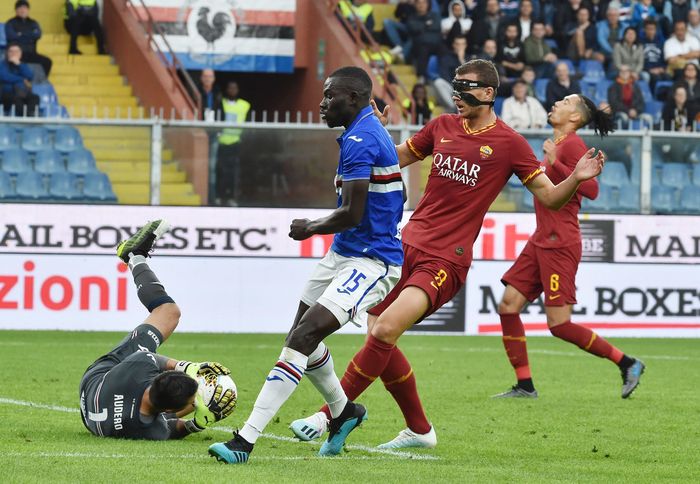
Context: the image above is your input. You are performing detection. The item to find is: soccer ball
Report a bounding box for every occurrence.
[197,373,237,409]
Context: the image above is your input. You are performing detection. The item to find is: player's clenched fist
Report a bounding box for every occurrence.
[543,139,557,166]
[289,219,313,240]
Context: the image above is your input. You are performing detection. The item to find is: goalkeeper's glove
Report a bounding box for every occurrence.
[209,385,237,422]
[175,360,231,380]
[183,393,217,434]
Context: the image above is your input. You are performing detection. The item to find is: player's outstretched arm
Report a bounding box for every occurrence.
[528,148,604,209]
[289,179,369,240]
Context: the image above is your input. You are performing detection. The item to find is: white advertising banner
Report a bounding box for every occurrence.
[466,261,700,338]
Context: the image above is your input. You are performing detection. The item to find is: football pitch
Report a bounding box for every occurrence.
[1,330,698,483]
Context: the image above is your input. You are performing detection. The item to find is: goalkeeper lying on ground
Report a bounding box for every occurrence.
[79,220,235,440]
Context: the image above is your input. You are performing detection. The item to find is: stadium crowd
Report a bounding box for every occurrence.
[345,0,700,130]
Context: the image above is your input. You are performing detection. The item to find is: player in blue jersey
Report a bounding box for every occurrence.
[208,66,404,464]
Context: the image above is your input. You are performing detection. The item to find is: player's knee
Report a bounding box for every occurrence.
[370,318,401,344]
[286,324,323,355]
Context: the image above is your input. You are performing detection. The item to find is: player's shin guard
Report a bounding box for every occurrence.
[239,347,307,444]
[305,342,348,418]
[129,255,174,312]
[499,313,532,381]
[381,346,431,435]
[549,321,624,364]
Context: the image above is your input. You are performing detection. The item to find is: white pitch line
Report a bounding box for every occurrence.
[0,397,438,461]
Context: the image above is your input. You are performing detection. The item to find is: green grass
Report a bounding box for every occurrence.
[1,331,698,483]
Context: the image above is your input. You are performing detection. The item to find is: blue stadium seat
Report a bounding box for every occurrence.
[20,126,49,152]
[1,147,31,174]
[0,23,6,48]
[678,185,700,213]
[636,80,652,104]
[651,185,676,214]
[615,185,640,212]
[494,96,504,116]
[0,171,14,199]
[521,189,534,211]
[653,80,674,100]
[0,125,19,151]
[693,164,700,187]
[49,172,82,200]
[40,104,70,118]
[83,172,117,202]
[599,161,629,188]
[579,59,605,84]
[527,137,544,159]
[534,78,549,103]
[661,163,689,190]
[32,83,57,107]
[15,171,48,200]
[53,126,83,153]
[34,149,65,175]
[426,55,439,81]
[595,79,613,105]
[644,100,664,125]
[582,184,613,212]
[67,148,97,175]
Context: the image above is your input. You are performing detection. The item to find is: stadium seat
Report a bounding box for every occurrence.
[15,171,48,200]
[693,164,700,187]
[615,185,640,212]
[579,59,605,84]
[653,80,674,100]
[678,185,700,213]
[34,149,65,175]
[636,80,652,104]
[0,23,5,49]
[426,55,439,81]
[20,127,49,152]
[0,171,14,199]
[0,125,19,151]
[67,148,97,175]
[32,83,57,107]
[54,126,83,153]
[660,163,689,190]
[494,96,504,116]
[594,79,613,105]
[582,184,613,212]
[40,104,70,118]
[49,172,82,200]
[83,172,117,202]
[644,100,664,125]
[534,78,549,103]
[27,63,47,84]
[651,185,676,214]
[1,147,31,175]
[527,137,544,159]
[599,161,629,188]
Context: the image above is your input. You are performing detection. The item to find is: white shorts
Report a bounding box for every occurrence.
[300,249,401,327]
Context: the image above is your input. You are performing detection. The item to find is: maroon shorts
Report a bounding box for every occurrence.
[368,243,469,322]
[501,240,581,307]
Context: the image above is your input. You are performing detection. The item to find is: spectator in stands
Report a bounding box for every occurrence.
[338,0,375,34]
[630,0,658,29]
[197,69,221,121]
[441,1,473,47]
[545,61,581,110]
[640,18,668,87]
[662,84,697,130]
[499,0,522,19]
[553,0,587,51]
[596,2,624,62]
[403,83,435,124]
[407,0,445,83]
[520,65,537,97]
[497,23,527,79]
[567,6,604,61]
[468,0,504,54]
[673,62,700,110]
[434,34,470,108]
[0,43,40,116]
[5,1,52,78]
[515,0,535,41]
[612,27,644,79]
[385,0,416,62]
[669,0,694,24]
[664,20,700,76]
[523,20,558,79]
[215,81,251,206]
[608,64,647,127]
[64,0,106,55]
[688,9,700,41]
[477,39,509,83]
[616,0,633,26]
[589,0,611,22]
[501,79,548,128]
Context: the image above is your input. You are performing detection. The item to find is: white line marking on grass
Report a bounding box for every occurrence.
[0,397,439,461]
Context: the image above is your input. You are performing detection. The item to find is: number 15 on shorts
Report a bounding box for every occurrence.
[337,269,367,294]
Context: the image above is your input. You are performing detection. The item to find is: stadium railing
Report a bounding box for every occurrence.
[1,114,699,214]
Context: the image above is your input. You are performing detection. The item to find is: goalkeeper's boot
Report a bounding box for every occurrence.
[491,385,539,399]
[208,431,254,464]
[290,411,328,441]
[621,359,645,399]
[377,425,437,449]
[116,219,171,263]
[318,401,366,456]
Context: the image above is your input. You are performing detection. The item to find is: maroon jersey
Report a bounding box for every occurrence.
[403,115,543,268]
[531,132,599,249]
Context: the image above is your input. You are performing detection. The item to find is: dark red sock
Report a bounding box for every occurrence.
[381,346,431,434]
[550,321,624,363]
[319,334,395,419]
[500,313,532,380]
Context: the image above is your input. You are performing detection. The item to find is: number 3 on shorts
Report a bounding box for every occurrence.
[337,269,367,294]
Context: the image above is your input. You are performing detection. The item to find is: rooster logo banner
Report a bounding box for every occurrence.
[133,0,295,72]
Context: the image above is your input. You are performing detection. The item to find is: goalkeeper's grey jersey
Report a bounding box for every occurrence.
[80,351,174,440]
